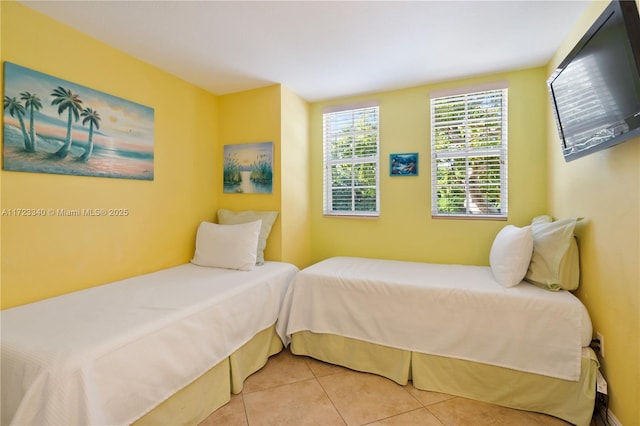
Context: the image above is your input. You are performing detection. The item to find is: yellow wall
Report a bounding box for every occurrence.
[216,85,312,268]
[546,1,640,424]
[1,2,219,308]
[217,85,284,262]
[309,68,549,265]
[280,86,311,267]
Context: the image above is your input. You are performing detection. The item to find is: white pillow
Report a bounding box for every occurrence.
[489,225,534,287]
[190,220,261,271]
[217,209,278,265]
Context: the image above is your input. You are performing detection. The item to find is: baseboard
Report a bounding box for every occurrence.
[594,400,623,426]
[606,409,623,426]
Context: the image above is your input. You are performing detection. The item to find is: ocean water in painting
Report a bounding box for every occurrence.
[3,62,154,180]
[223,142,273,194]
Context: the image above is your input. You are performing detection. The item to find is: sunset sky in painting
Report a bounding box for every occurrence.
[224,142,272,169]
[4,62,154,151]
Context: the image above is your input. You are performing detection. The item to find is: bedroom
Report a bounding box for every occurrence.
[0,1,638,425]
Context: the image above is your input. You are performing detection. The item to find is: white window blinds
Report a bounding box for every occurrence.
[323,104,380,216]
[430,87,508,219]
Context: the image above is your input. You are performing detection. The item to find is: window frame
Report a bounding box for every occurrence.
[322,102,380,217]
[430,84,508,220]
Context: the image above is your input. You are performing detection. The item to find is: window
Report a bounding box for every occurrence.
[430,86,508,219]
[323,104,380,216]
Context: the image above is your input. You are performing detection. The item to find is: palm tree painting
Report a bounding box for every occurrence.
[2,62,154,180]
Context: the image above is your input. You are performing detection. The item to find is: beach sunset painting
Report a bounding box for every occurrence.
[223,142,273,194]
[3,62,154,180]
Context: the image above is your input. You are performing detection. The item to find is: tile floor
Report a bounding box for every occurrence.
[200,348,592,426]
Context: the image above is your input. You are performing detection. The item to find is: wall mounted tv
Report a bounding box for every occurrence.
[547,0,640,162]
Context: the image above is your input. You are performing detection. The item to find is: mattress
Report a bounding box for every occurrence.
[278,256,592,381]
[1,261,298,426]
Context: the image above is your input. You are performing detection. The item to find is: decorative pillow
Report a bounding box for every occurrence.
[218,209,278,265]
[489,225,534,287]
[525,215,580,291]
[190,220,261,271]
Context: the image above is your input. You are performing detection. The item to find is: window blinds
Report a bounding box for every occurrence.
[430,88,508,218]
[323,105,380,216]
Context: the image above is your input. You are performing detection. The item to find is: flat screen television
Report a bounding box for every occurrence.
[547,0,640,162]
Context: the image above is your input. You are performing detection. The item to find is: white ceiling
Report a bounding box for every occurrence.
[19,0,591,102]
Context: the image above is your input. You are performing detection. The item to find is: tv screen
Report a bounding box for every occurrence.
[547,0,640,162]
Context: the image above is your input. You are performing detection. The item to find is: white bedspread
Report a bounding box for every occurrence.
[277,257,591,381]
[1,262,298,426]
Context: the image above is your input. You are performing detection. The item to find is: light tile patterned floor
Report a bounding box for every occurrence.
[200,348,582,426]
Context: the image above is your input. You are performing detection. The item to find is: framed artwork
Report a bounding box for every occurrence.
[223,141,273,194]
[390,153,418,176]
[3,62,154,180]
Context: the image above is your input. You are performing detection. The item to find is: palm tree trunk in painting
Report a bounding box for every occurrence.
[51,86,83,159]
[80,107,101,162]
[28,113,37,152]
[80,121,95,162]
[3,96,33,152]
[55,108,75,159]
[21,92,42,152]
[17,115,32,152]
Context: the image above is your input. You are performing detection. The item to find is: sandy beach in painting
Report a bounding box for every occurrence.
[3,124,153,180]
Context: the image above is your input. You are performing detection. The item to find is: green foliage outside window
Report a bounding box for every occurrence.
[324,106,379,215]
[432,89,507,217]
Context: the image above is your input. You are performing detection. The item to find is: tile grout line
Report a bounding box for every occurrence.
[243,375,319,395]
[423,403,449,426]
[312,364,437,426]
[304,353,431,426]
[239,393,251,426]
[403,381,426,407]
[301,352,357,425]
[359,406,431,426]
[312,371,349,426]
[399,381,459,426]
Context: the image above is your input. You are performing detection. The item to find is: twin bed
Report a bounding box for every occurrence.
[1,262,298,425]
[2,221,597,426]
[277,256,597,426]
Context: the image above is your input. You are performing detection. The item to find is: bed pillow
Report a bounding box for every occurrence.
[191,220,261,271]
[489,225,534,287]
[218,209,278,265]
[525,215,580,291]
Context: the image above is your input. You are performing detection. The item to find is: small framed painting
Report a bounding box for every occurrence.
[223,141,273,194]
[390,153,418,176]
